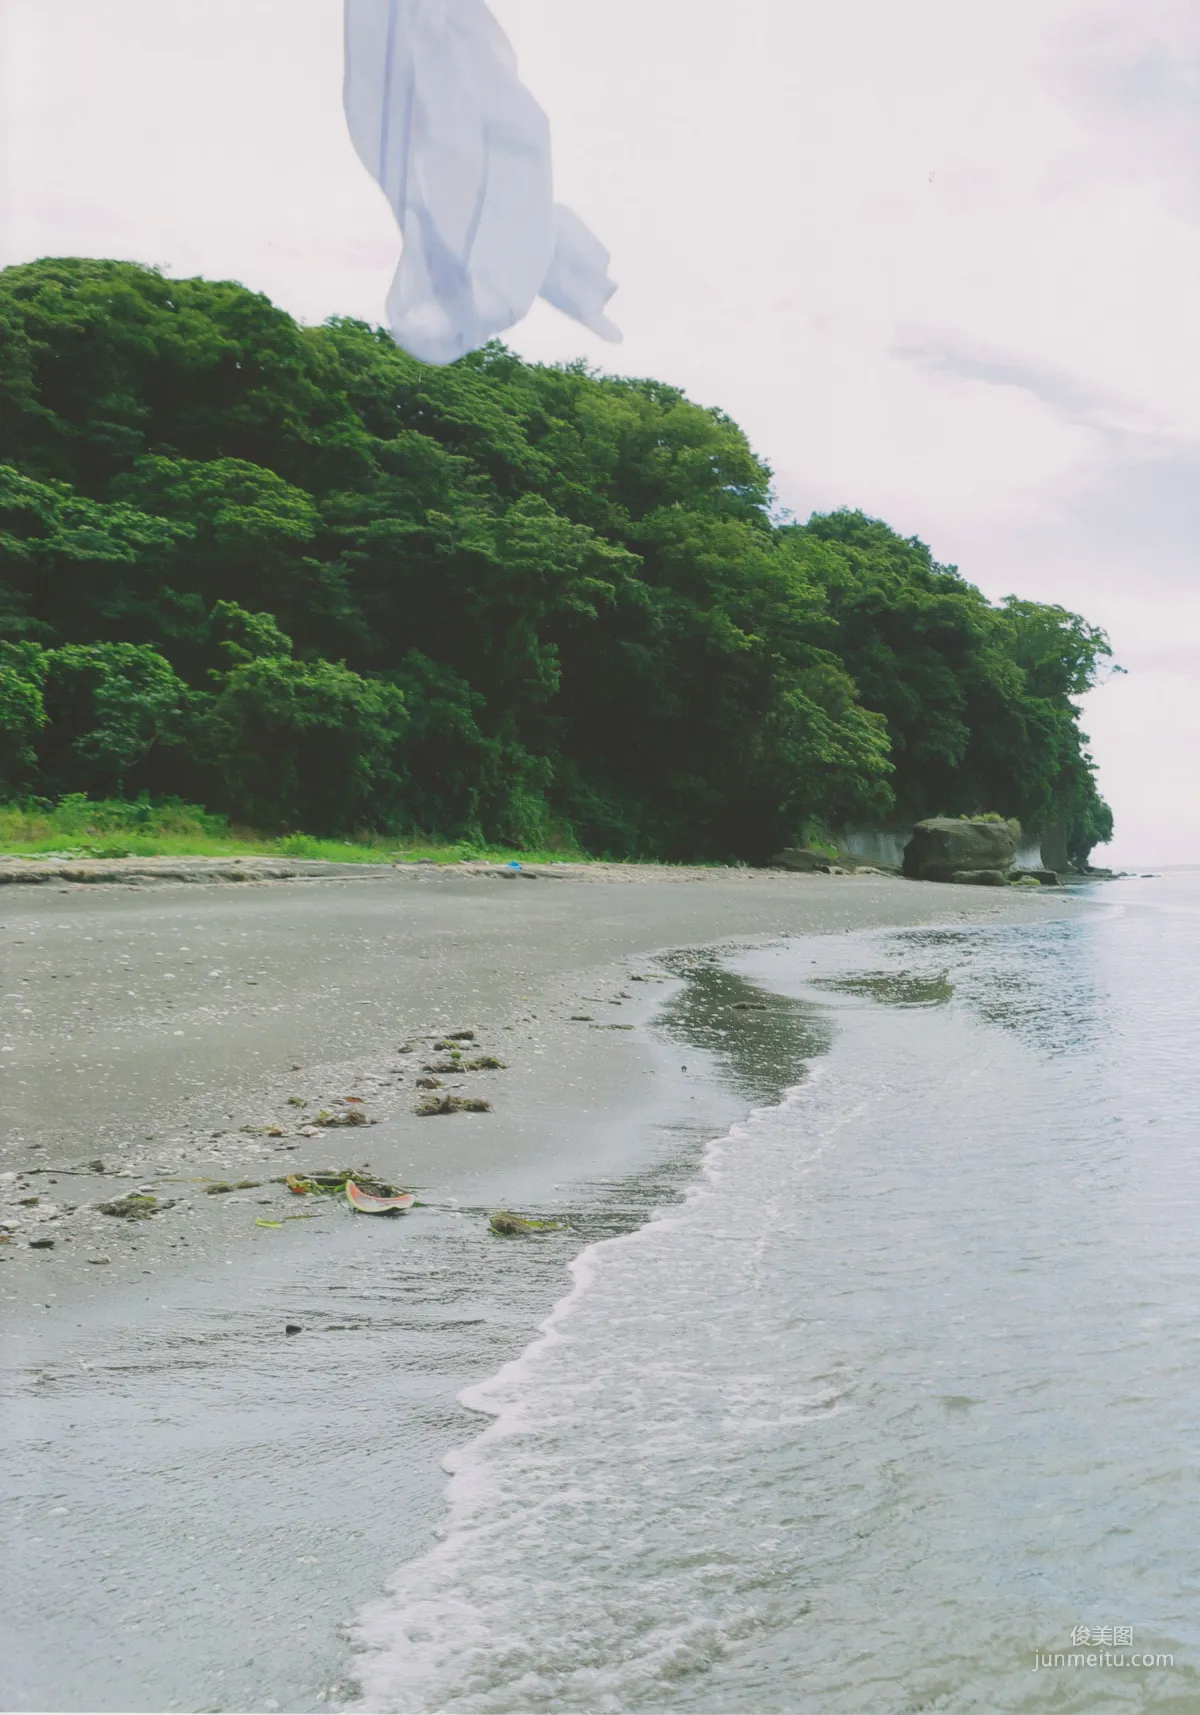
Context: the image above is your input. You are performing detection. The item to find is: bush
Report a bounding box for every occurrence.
[203,654,409,834]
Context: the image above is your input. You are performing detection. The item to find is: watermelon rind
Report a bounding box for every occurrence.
[345,1178,415,1214]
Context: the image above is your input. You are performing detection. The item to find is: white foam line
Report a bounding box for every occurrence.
[348,1048,839,1707]
[463,1060,836,1462]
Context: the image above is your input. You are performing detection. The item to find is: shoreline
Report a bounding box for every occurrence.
[2,871,1091,1712]
[0,867,1088,1301]
[0,849,1130,888]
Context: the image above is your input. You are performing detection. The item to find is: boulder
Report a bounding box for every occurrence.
[768,848,831,873]
[1012,868,1060,887]
[902,818,1020,883]
[949,868,1009,886]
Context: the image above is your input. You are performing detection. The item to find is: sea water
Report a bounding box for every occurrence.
[352,873,1200,1713]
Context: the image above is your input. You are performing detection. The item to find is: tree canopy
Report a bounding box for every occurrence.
[0,257,1112,862]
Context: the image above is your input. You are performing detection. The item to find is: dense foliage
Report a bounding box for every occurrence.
[0,258,1112,861]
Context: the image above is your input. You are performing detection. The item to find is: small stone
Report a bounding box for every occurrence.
[285,1323,303,1336]
[29,1238,55,1249]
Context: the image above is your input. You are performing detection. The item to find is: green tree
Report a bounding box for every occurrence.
[789,510,1113,857]
[0,257,1116,859]
[0,641,47,792]
[203,653,409,834]
[38,642,194,797]
[0,462,183,645]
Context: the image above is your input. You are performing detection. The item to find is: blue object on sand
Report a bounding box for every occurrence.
[508,861,522,870]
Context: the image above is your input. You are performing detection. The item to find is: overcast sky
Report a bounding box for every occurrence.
[1,0,1197,863]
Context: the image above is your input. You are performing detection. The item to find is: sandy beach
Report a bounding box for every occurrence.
[1,864,1086,1712]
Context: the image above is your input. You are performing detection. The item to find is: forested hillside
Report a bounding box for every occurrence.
[0,258,1113,862]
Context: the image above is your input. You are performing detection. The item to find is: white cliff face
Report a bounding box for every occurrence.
[839,829,909,869]
[842,827,1062,876]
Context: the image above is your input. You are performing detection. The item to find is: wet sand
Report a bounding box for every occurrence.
[0,866,1083,1284]
[0,866,1084,1711]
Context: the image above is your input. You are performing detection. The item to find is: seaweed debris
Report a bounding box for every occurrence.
[285,1167,407,1199]
[488,1210,562,1236]
[416,1093,491,1116]
[97,1192,172,1220]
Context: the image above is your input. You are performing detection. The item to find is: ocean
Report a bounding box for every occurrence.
[352,872,1200,1714]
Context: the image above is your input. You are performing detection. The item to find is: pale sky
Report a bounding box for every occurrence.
[1,0,1197,864]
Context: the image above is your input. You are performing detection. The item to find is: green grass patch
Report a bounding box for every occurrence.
[0,795,591,867]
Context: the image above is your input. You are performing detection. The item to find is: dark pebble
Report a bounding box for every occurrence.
[285,1323,303,1336]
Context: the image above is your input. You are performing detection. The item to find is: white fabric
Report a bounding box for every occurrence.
[343,0,621,364]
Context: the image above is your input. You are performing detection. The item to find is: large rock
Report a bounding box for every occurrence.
[902,817,1020,883]
[770,847,896,875]
[769,848,832,873]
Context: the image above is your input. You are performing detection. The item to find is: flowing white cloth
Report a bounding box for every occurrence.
[343,0,621,364]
